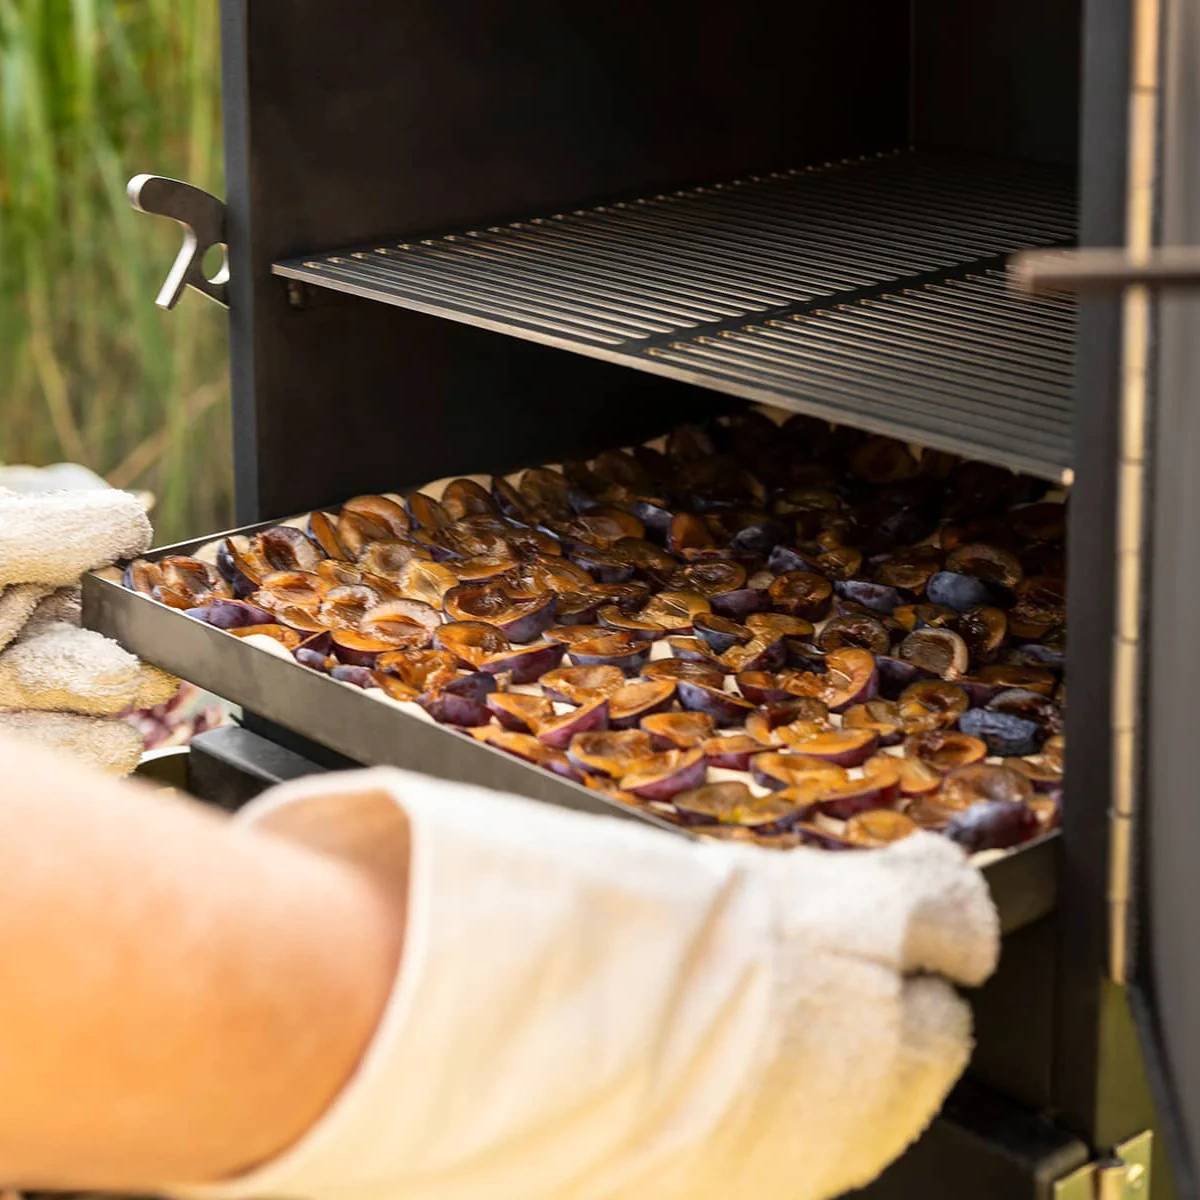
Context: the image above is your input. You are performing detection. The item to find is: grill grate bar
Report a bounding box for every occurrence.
[275,151,1078,480]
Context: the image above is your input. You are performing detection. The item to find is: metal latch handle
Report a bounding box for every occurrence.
[127,175,229,310]
[1014,246,1200,294]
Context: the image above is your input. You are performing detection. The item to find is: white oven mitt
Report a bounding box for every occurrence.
[0,710,144,775]
[22,586,83,637]
[181,767,999,1200]
[0,488,151,587]
[0,583,53,652]
[0,624,178,716]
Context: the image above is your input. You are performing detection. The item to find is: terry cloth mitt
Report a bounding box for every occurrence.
[22,586,83,638]
[0,584,53,652]
[0,624,178,716]
[0,711,143,775]
[177,767,999,1200]
[0,489,151,587]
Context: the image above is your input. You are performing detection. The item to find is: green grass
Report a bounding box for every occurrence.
[0,0,230,542]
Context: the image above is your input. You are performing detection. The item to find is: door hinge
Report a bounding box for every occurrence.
[1053,1130,1153,1200]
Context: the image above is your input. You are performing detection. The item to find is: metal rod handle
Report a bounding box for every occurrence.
[127,174,229,310]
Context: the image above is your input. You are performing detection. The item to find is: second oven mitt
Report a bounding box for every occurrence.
[0,488,152,587]
[179,767,999,1200]
[0,710,144,775]
[0,624,179,716]
[0,584,53,653]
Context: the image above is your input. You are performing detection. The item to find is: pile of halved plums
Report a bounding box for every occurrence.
[123,413,1066,853]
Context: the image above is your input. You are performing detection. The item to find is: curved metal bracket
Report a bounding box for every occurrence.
[127,174,229,310]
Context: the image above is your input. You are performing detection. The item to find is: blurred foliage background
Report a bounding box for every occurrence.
[0,0,230,542]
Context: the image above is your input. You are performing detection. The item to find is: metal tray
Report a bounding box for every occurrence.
[83,520,1058,936]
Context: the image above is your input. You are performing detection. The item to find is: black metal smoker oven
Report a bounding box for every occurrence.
[80,0,1200,1195]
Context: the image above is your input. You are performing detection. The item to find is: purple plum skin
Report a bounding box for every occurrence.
[957,708,1043,756]
[944,800,1039,852]
[676,680,755,727]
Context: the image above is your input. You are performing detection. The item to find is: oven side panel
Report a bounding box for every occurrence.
[218,0,909,522]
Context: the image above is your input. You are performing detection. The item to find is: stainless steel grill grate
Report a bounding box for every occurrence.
[275,151,1078,480]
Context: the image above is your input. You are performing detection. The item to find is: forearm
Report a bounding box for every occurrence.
[0,735,405,1191]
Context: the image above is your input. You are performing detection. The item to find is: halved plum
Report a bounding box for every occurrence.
[565,544,635,583]
[774,728,878,766]
[448,550,522,583]
[1011,756,1064,792]
[376,647,461,693]
[444,583,556,643]
[567,634,650,674]
[535,697,611,749]
[676,782,809,833]
[693,613,752,654]
[608,679,677,728]
[405,490,453,532]
[184,598,276,631]
[744,696,832,746]
[540,664,627,705]
[597,605,666,641]
[972,663,1057,696]
[440,478,497,521]
[642,710,717,750]
[817,613,890,656]
[745,612,816,643]
[435,621,510,668]
[701,734,768,770]
[357,539,435,579]
[717,637,784,675]
[501,556,594,598]
[417,671,497,726]
[898,627,969,679]
[294,645,332,673]
[767,571,833,619]
[341,494,411,538]
[480,640,566,684]
[1008,576,1067,639]
[486,692,556,733]
[845,809,918,846]
[336,510,394,560]
[471,726,585,784]
[735,671,800,706]
[957,605,1008,665]
[833,579,906,614]
[925,570,1003,612]
[256,526,325,573]
[750,752,849,792]
[396,559,459,607]
[676,679,755,727]
[892,602,958,632]
[668,512,718,558]
[641,657,726,687]
[944,542,1024,589]
[255,570,327,610]
[317,584,380,629]
[820,648,879,712]
[957,707,1044,756]
[566,729,655,776]
[560,507,645,549]
[986,688,1063,737]
[329,664,377,689]
[306,512,348,561]
[897,680,970,729]
[874,655,938,699]
[229,624,304,650]
[330,629,401,667]
[622,748,708,801]
[904,729,988,772]
[639,590,712,632]
[943,800,1039,852]
[843,700,906,746]
[895,756,943,797]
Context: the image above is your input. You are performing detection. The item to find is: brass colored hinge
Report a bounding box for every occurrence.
[1053,1130,1153,1200]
